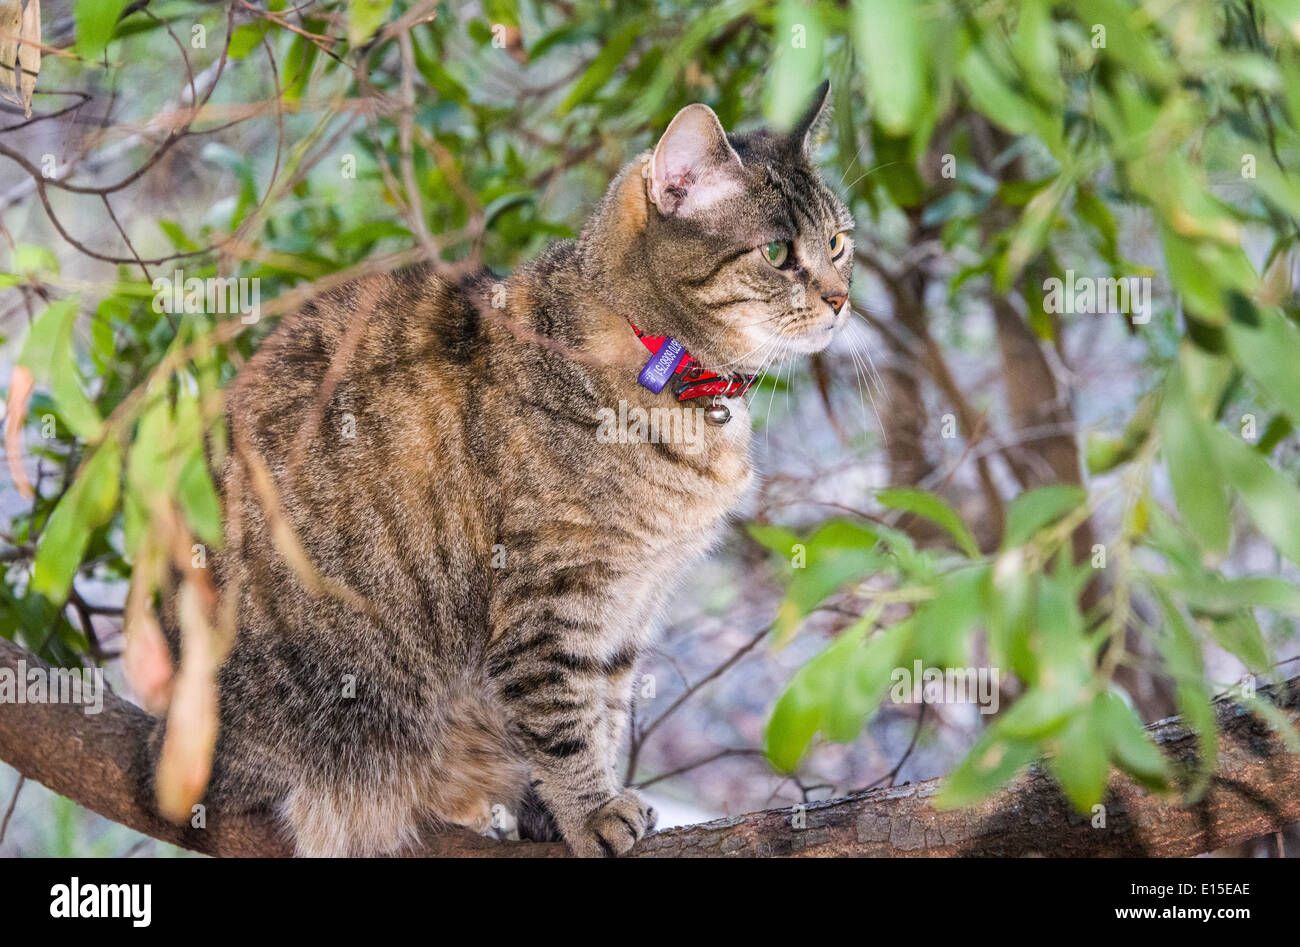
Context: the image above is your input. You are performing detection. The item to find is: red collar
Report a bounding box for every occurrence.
[627,319,756,402]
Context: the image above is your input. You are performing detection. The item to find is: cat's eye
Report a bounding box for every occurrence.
[761,241,790,268]
[829,231,849,260]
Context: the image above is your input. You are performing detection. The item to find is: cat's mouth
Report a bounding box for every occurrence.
[705,299,851,373]
[764,299,851,357]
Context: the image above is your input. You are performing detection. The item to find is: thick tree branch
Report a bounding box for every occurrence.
[1,636,1297,857]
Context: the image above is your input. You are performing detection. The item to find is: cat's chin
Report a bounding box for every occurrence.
[715,327,836,374]
[782,325,838,355]
[752,305,850,361]
[775,313,848,357]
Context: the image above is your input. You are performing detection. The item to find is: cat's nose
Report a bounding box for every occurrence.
[822,292,847,313]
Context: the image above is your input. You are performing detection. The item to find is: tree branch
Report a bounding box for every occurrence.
[1,636,1297,857]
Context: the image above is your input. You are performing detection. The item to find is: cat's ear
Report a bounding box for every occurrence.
[789,80,832,156]
[648,104,744,217]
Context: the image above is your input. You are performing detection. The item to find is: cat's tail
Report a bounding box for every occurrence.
[135,709,283,845]
[516,782,564,842]
[279,690,529,857]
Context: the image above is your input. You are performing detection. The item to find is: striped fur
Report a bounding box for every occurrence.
[172,88,853,856]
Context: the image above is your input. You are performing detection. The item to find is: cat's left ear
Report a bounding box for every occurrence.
[789,80,832,156]
[648,103,744,217]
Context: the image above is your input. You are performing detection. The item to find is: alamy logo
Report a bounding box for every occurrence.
[152,269,261,324]
[890,661,1000,714]
[596,400,707,455]
[0,659,104,715]
[50,878,151,927]
[1042,271,1151,324]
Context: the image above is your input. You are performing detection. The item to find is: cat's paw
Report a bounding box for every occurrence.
[566,790,657,858]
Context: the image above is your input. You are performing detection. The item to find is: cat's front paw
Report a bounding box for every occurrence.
[566,789,657,858]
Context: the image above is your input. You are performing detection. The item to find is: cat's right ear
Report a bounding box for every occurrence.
[789,80,832,156]
[647,104,744,217]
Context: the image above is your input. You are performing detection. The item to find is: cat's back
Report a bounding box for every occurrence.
[228,264,483,439]
[220,262,498,617]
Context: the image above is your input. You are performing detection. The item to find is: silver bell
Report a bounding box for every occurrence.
[704,399,731,425]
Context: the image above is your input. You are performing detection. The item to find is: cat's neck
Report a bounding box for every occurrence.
[495,156,731,388]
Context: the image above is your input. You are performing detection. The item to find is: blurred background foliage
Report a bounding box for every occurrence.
[2,0,1300,853]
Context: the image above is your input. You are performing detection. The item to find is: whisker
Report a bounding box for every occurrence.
[847,325,889,447]
[843,159,899,195]
[850,314,885,396]
[704,331,776,374]
[761,340,789,451]
[838,134,871,188]
[843,330,873,437]
[745,337,779,421]
[845,317,888,448]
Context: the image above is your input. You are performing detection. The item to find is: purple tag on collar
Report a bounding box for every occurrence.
[637,337,687,393]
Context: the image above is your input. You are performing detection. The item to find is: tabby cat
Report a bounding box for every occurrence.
[156,82,854,857]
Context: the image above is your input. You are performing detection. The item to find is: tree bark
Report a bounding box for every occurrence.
[1,636,1296,857]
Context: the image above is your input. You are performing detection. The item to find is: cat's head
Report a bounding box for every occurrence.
[594,82,854,375]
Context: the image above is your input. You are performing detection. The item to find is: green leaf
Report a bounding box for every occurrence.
[530,23,592,60]
[764,0,827,130]
[1011,0,1063,106]
[89,301,117,373]
[764,666,833,773]
[558,21,639,116]
[959,34,1032,137]
[1162,574,1300,619]
[1205,613,1272,675]
[911,565,988,669]
[995,686,1078,740]
[1046,699,1110,812]
[483,0,521,29]
[1226,305,1300,425]
[1253,156,1300,220]
[32,440,121,602]
[1208,425,1300,567]
[128,394,173,495]
[1085,389,1158,474]
[122,485,148,558]
[158,220,201,253]
[853,0,925,135]
[348,0,393,47]
[1157,366,1230,555]
[746,523,803,557]
[334,220,413,249]
[934,724,1039,809]
[1144,500,1204,576]
[764,619,912,771]
[776,520,881,640]
[1075,187,1119,264]
[986,556,1033,678]
[281,34,320,102]
[227,21,272,60]
[178,453,223,547]
[1239,693,1300,753]
[825,621,911,742]
[999,175,1070,288]
[75,0,130,60]
[877,487,979,557]
[1180,343,1234,414]
[1002,485,1087,549]
[1257,414,1293,455]
[1098,691,1170,790]
[1032,569,1092,690]
[18,297,103,442]
[483,192,535,228]
[10,244,58,277]
[1158,226,1257,325]
[1154,593,1217,800]
[868,127,925,207]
